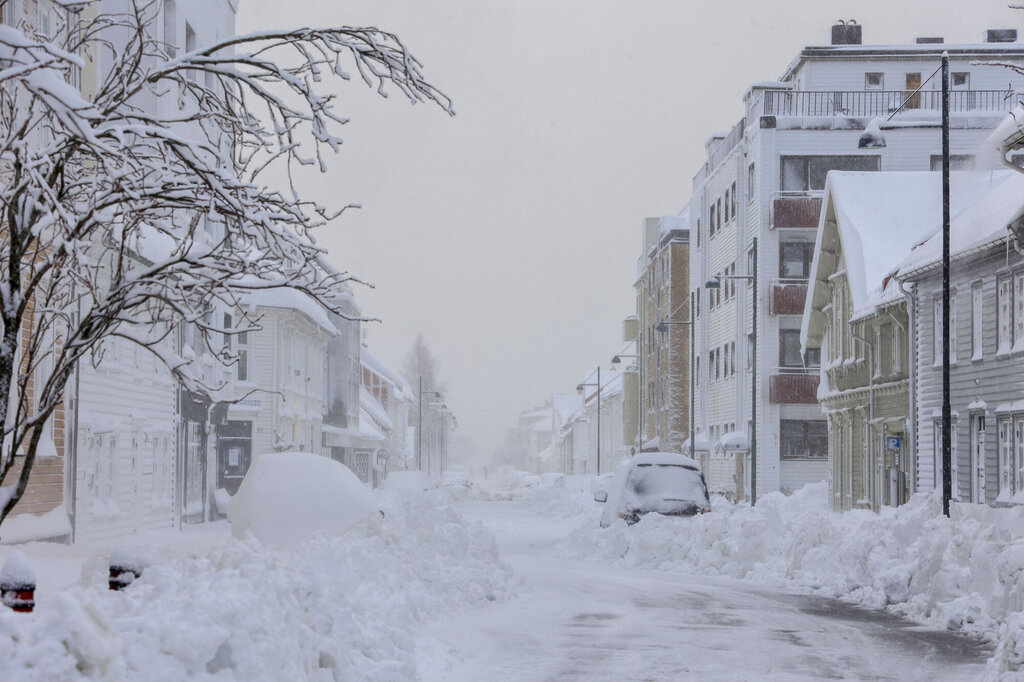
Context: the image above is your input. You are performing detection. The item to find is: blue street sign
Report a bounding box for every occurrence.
[884,436,901,452]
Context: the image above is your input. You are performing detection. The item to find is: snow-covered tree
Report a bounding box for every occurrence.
[0,2,452,524]
[403,333,445,409]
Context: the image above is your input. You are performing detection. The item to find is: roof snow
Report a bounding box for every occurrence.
[803,170,1013,350]
[360,346,414,402]
[248,287,338,335]
[896,170,1024,277]
[359,386,393,433]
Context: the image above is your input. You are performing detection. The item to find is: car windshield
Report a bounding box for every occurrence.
[624,463,708,512]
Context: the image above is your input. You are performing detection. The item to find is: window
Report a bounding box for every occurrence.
[185,22,197,82]
[780,156,881,192]
[747,163,756,202]
[933,294,958,364]
[696,219,701,248]
[779,241,814,279]
[972,283,984,361]
[1015,272,1024,352]
[715,198,722,233]
[2,1,15,26]
[747,333,754,370]
[780,329,819,367]
[237,330,249,382]
[781,420,827,459]
[723,188,730,223]
[997,415,1024,502]
[932,420,959,496]
[893,324,903,374]
[695,356,700,386]
[930,154,975,171]
[951,72,969,89]
[999,276,1013,353]
[874,326,883,377]
[695,287,701,317]
[163,0,177,56]
[37,6,53,38]
[709,204,717,237]
[730,341,737,376]
[865,72,884,90]
[723,343,730,377]
[730,181,737,216]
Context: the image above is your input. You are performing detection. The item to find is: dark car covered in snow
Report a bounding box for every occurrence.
[594,452,710,527]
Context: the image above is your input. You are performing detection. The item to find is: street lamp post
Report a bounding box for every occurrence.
[705,236,758,504]
[858,55,952,517]
[577,367,601,474]
[417,377,441,473]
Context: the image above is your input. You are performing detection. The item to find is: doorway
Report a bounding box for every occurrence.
[217,420,253,495]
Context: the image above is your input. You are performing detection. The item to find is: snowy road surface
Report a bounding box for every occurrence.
[417,500,991,681]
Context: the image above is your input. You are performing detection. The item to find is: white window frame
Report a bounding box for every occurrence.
[971,282,984,361]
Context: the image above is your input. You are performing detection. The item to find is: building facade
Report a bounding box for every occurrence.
[688,24,1024,500]
[799,171,999,511]
[635,216,691,455]
[896,170,1024,506]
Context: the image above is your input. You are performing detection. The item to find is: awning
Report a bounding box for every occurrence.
[716,431,749,454]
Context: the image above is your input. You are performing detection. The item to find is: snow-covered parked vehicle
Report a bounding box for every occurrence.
[594,452,710,527]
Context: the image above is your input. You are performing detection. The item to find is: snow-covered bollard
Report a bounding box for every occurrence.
[1,550,36,613]
[108,548,145,591]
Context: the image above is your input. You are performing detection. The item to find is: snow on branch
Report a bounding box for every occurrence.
[0,0,452,522]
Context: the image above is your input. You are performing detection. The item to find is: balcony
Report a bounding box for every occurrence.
[769,370,820,404]
[759,89,1013,118]
[771,280,809,315]
[773,195,822,228]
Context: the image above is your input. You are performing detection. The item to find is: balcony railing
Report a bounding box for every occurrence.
[773,196,823,228]
[769,371,820,404]
[771,281,809,315]
[760,89,1013,118]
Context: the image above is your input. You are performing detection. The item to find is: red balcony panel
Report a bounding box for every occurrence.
[771,283,808,315]
[773,197,823,228]
[769,373,820,404]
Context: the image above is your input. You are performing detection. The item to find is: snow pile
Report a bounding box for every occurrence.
[565,482,1024,674]
[228,451,378,550]
[0,487,513,681]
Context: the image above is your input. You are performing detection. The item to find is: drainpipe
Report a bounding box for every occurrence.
[896,277,917,497]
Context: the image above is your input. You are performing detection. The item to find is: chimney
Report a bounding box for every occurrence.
[831,20,862,46]
[986,29,1018,43]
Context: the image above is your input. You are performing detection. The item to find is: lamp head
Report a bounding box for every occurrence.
[655,321,668,333]
[704,277,721,289]
[576,384,584,393]
[611,355,621,364]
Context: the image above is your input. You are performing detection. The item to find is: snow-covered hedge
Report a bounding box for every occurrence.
[563,482,1024,677]
[0,489,513,681]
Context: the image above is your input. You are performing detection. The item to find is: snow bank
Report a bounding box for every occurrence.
[562,482,1024,676]
[0,486,513,681]
[228,451,378,550]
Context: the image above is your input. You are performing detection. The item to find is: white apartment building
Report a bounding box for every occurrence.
[688,23,1024,500]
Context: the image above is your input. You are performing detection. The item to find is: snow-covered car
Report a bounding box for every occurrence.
[594,452,710,527]
[442,466,472,488]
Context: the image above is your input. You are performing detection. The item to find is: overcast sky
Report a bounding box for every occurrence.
[239,0,1021,456]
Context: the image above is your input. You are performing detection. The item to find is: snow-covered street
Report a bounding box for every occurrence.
[419,499,991,681]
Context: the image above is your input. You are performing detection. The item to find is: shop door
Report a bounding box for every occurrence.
[218,421,253,495]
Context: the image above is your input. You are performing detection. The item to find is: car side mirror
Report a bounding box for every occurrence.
[594,490,608,503]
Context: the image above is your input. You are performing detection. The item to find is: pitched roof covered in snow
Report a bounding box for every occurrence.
[802,170,1012,352]
[895,171,1024,279]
